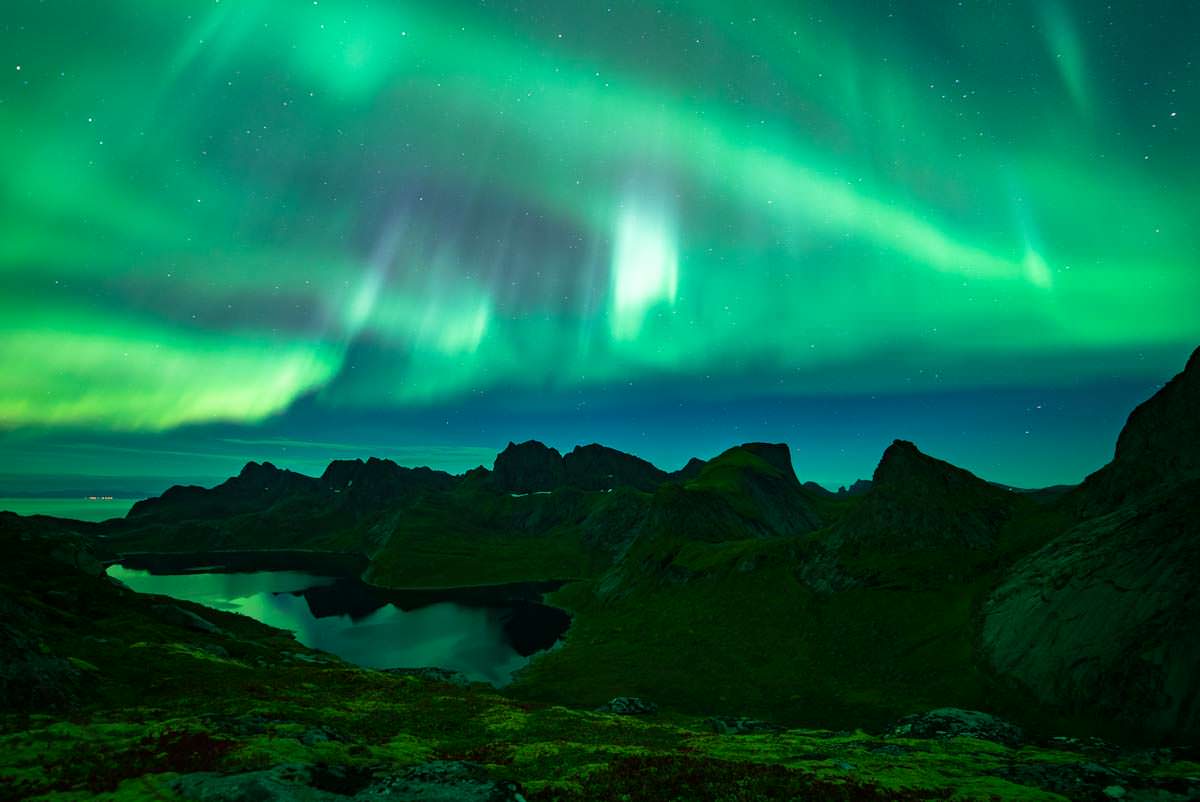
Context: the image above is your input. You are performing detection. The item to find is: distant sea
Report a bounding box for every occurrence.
[0,498,136,521]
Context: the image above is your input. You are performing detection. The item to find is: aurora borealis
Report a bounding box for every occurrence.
[1,1,1197,491]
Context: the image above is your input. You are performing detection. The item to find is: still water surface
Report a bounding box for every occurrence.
[107,564,569,686]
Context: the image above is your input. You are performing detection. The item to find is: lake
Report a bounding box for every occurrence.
[106,564,571,686]
[0,498,135,521]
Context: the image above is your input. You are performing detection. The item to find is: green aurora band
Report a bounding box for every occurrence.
[1,0,1197,433]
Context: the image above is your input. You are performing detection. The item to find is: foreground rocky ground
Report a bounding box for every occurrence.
[2,524,1199,802]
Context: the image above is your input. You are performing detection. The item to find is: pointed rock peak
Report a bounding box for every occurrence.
[872,440,992,493]
[738,442,798,482]
[873,440,926,481]
[802,481,835,497]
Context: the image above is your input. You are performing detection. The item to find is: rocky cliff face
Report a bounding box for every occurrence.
[981,481,1200,742]
[981,348,1200,742]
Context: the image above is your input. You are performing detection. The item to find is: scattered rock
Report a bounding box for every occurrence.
[383,666,474,687]
[887,708,1024,748]
[298,726,341,746]
[705,716,784,735]
[357,760,527,802]
[198,643,229,659]
[171,763,342,801]
[996,761,1131,800]
[595,696,658,715]
[152,604,225,636]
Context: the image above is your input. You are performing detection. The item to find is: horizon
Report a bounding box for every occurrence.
[0,356,1179,501]
[3,2,1198,498]
[0,356,1185,500]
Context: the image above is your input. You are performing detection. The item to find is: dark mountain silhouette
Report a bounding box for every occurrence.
[490,440,671,493]
[828,440,1025,552]
[490,440,566,493]
[837,479,874,496]
[563,443,668,492]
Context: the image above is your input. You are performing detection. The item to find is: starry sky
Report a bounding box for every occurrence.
[1,0,1197,495]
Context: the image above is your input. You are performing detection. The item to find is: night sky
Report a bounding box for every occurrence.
[1,1,1197,494]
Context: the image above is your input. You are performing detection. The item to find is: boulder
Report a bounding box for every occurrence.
[383,666,474,687]
[357,760,527,802]
[887,708,1024,747]
[595,696,658,715]
[170,763,342,801]
[152,604,225,636]
[705,716,785,735]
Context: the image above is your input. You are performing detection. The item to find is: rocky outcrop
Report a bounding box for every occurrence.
[980,481,1200,742]
[595,696,658,715]
[705,716,785,735]
[383,666,475,687]
[358,760,527,801]
[170,761,527,802]
[152,604,226,636]
[886,708,1024,747]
